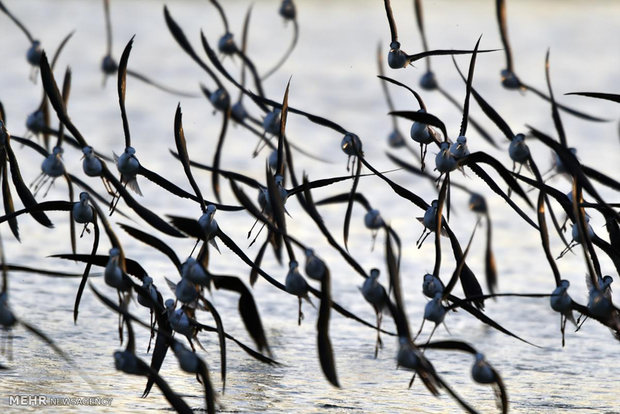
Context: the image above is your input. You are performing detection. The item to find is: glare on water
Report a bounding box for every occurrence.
[0,0,619,413]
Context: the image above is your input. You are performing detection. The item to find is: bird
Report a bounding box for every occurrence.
[382,0,494,69]
[410,0,497,148]
[0,0,43,79]
[38,50,187,238]
[171,340,217,414]
[111,317,192,413]
[285,260,312,325]
[99,0,195,96]
[303,248,327,281]
[315,191,402,255]
[376,44,408,150]
[360,268,388,358]
[494,0,604,122]
[379,74,440,169]
[422,340,508,414]
[0,117,54,241]
[261,0,299,80]
[24,31,73,151]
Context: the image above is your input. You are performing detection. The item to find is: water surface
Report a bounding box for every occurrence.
[0,0,619,413]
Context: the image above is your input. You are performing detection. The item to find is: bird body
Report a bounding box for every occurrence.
[419,71,438,90]
[471,353,496,384]
[588,275,613,318]
[435,142,457,173]
[137,276,159,309]
[424,292,446,325]
[175,277,199,304]
[410,111,434,144]
[0,292,16,328]
[449,136,470,158]
[285,261,309,298]
[165,300,194,337]
[82,146,103,177]
[173,341,200,373]
[198,205,219,240]
[550,280,573,315]
[181,258,210,286]
[262,109,281,136]
[25,109,45,135]
[116,146,140,176]
[26,40,42,66]
[114,350,144,375]
[104,248,128,290]
[279,0,296,20]
[360,269,386,311]
[364,209,384,230]
[341,133,363,156]
[72,192,94,224]
[508,133,529,163]
[40,146,65,177]
[304,249,326,281]
[210,88,230,111]
[396,337,420,370]
[422,273,443,298]
[422,200,439,230]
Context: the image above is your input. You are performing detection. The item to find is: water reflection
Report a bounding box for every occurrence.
[0,0,619,413]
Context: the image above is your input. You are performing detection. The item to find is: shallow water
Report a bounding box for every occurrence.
[0,0,619,413]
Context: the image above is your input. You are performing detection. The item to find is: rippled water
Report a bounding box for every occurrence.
[1,0,619,413]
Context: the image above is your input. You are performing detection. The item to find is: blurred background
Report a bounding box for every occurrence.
[0,0,619,412]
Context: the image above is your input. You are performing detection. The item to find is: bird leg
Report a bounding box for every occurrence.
[147,309,155,353]
[416,229,431,248]
[252,133,272,157]
[1,329,13,361]
[29,66,39,83]
[188,238,201,258]
[101,177,115,198]
[420,144,427,171]
[442,321,451,336]
[30,172,53,197]
[424,325,438,349]
[79,223,91,237]
[248,223,267,248]
[109,181,128,216]
[187,336,196,352]
[370,229,379,252]
[41,178,57,198]
[556,241,577,259]
[576,315,589,332]
[373,311,383,358]
[413,319,426,341]
[408,372,417,389]
[560,313,566,347]
[297,297,304,326]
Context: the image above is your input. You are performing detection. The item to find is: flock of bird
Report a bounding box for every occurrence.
[0,0,619,413]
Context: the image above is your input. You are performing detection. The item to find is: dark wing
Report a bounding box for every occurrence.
[458,36,481,138]
[382,0,398,43]
[565,91,620,104]
[0,0,34,42]
[119,223,182,272]
[174,104,205,211]
[544,50,566,147]
[316,268,339,387]
[390,110,445,144]
[117,37,133,148]
[211,274,270,355]
[495,0,513,72]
